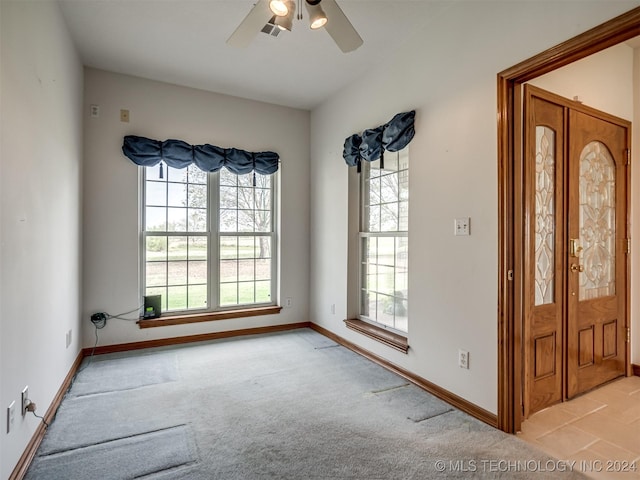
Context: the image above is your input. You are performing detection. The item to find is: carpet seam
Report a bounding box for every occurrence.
[412,408,455,423]
[370,383,411,394]
[36,424,189,458]
[131,460,200,479]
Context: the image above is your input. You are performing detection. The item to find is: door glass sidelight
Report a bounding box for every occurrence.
[534,126,556,306]
[578,141,616,301]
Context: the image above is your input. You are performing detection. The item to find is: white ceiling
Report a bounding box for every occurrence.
[59,0,450,110]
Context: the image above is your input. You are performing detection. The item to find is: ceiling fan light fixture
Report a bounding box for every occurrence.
[309,9,327,29]
[274,2,295,32]
[305,1,328,30]
[269,0,289,16]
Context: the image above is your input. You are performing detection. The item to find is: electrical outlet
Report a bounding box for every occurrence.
[458,349,469,369]
[285,297,292,308]
[21,386,29,416]
[7,401,15,433]
[90,104,100,118]
[454,217,470,236]
[66,329,72,348]
[330,304,336,315]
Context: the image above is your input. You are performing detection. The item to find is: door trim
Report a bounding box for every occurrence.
[497,6,640,433]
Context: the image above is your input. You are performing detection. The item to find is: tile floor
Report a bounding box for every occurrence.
[518,375,640,479]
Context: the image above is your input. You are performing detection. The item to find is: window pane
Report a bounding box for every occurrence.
[167,166,187,183]
[399,201,408,231]
[238,259,255,282]
[238,174,252,187]
[254,211,271,233]
[146,165,165,182]
[255,258,270,281]
[220,236,238,259]
[380,173,398,204]
[255,174,270,189]
[239,236,255,258]
[376,294,394,328]
[168,236,187,260]
[255,188,271,211]
[167,285,187,311]
[167,183,187,207]
[220,283,237,305]
[369,205,380,232]
[188,237,207,260]
[238,282,255,303]
[220,186,237,209]
[187,165,207,185]
[255,281,271,303]
[220,260,237,283]
[361,290,370,317]
[146,207,166,231]
[220,168,237,186]
[220,209,238,232]
[384,152,398,172]
[381,203,399,231]
[146,181,166,206]
[369,177,381,205]
[369,160,382,178]
[377,265,394,296]
[146,262,166,287]
[146,236,167,261]
[378,237,394,266]
[188,261,207,284]
[167,261,187,286]
[188,184,207,208]
[237,210,255,232]
[188,285,207,309]
[168,207,187,232]
[188,208,206,232]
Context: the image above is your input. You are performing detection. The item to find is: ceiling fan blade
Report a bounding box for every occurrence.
[321,0,363,53]
[227,0,272,48]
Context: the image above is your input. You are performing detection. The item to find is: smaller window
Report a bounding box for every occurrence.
[359,148,409,333]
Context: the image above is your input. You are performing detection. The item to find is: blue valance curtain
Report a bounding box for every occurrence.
[122,135,279,178]
[343,110,415,171]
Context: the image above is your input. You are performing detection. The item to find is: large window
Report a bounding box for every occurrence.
[142,164,276,313]
[360,148,409,332]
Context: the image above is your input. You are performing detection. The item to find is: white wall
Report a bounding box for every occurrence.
[0,1,83,477]
[529,42,634,120]
[309,1,640,414]
[529,42,637,365]
[82,69,310,347]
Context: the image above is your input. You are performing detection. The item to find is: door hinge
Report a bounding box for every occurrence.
[626,327,631,344]
[626,238,631,255]
[626,149,631,165]
[507,270,514,281]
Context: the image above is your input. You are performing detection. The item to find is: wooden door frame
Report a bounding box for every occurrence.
[497,6,640,434]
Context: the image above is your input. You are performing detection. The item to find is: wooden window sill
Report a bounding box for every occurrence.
[344,318,409,354]
[138,305,282,329]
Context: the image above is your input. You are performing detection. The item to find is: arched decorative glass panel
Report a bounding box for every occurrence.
[579,141,616,300]
[534,126,555,306]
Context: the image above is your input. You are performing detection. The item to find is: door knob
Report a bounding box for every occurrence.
[570,264,584,273]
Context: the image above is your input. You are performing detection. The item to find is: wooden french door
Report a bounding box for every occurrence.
[523,85,630,417]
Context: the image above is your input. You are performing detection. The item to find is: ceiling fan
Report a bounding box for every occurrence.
[227,0,363,53]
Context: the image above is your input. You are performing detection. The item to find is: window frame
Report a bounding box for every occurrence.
[139,165,278,317]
